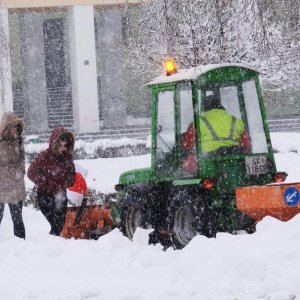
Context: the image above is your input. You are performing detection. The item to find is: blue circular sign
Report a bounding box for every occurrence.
[284,187,299,207]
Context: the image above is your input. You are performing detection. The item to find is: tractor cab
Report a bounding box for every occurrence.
[148,61,277,190]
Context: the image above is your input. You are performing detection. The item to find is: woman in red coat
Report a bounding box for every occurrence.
[27,128,75,236]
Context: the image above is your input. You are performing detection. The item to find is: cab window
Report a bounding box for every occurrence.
[242,80,268,153]
[198,80,268,156]
[220,86,241,119]
[178,83,194,134]
[176,83,197,177]
[156,90,175,176]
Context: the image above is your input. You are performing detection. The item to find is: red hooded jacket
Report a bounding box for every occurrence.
[27,128,76,196]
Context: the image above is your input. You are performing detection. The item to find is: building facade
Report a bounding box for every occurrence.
[1,0,299,135]
[0,0,151,134]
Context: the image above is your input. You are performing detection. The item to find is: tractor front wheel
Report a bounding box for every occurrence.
[121,204,145,240]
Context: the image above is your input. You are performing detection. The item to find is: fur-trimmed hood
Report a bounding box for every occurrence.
[49,127,75,154]
[0,111,26,204]
[0,111,24,141]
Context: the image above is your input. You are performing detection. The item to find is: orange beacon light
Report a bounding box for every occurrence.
[164,58,177,76]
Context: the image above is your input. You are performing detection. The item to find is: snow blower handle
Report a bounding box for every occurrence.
[74,197,88,226]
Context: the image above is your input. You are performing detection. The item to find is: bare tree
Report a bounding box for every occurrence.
[125,0,300,89]
[242,0,300,88]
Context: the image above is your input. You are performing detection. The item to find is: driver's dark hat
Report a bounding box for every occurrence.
[204,95,224,111]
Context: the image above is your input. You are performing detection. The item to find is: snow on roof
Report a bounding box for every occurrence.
[147,63,259,86]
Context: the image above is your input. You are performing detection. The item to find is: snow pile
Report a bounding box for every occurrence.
[25,137,149,154]
[76,155,151,194]
[1,207,300,300]
[1,132,300,299]
[25,137,150,160]
[271,132,300,154]
[75,138,148,156]
[25,142,48,154]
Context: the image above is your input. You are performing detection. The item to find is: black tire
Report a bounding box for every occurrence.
[167,190,215,249]
[120,192,149,240]
[121,204,144,240]
[119,185,167,241]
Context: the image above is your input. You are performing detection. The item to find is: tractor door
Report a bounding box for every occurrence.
[155,88,176,178]
[155,83,197,179]
[175,82,197,177]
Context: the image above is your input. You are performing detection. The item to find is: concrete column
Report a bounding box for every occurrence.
[0,8,13,119]
[20,12,48,133]
[95,9,127,128]
[68,5,100,133]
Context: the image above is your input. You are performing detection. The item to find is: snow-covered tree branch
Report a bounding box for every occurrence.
[126,0,300,90]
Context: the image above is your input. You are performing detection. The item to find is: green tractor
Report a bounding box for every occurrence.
[115,60,288,249]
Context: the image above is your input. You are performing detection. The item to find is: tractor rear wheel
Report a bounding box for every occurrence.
[168,191,215,249]
[171,204,198,248]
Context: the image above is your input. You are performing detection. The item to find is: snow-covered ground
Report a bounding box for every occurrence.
[1,132,300,300]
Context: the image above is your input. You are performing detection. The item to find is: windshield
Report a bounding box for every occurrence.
[198,80,268,155]
[176,83,197,177]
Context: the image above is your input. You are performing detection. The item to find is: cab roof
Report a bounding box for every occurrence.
[147,63,259,86]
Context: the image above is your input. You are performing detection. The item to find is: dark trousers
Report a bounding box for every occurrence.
[0,201,26,239]
[37,192,68,236]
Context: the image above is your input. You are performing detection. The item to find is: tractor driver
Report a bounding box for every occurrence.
[181,95,251,173]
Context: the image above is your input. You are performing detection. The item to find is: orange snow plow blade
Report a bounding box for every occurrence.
[62,205,113,240]
[236,183,300,222]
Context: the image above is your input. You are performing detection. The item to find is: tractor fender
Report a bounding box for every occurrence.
[121,183,158,207]
[168,185,213,207]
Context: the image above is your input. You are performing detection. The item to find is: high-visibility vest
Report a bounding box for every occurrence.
[200,109,244,153]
